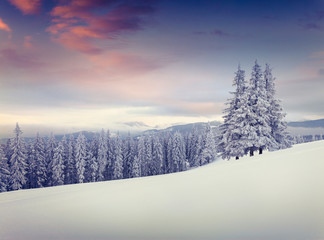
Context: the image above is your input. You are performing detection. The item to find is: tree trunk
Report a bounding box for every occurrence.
[259,147,263,155]
[250,149,254,156]
[235,156,239,160]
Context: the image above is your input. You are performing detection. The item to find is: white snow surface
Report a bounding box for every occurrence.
[1,141,324,240]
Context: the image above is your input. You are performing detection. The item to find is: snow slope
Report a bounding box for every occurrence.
[1,141,324,240]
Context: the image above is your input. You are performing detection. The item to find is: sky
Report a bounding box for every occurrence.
[0,0,324,137]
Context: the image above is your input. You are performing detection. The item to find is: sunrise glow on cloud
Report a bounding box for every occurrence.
[0,0,324,137]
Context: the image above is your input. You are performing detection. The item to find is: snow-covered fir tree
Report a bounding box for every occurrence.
[144,135,153,176]
[264,64,291,150]
[169,132,186,173]
[97,129,108,181]
[199,123,217,165]
[8,123,27,191]
[45,133,57,186]
[218,65,246,159]
[247,60,276,154]
[86,150,98,182]
[187,127,202,167]
[28,133,47,188]
[131,155,141,178]
[75,133,87,183]
[51,142,65,186]
[151,135,163,175]
[113,133,123,180]
[123,132,135,179]
[137,136,146,176]
[64,135,75,184]
[218,66,254,159]
[106,130,114,180]
[0,146,9,192]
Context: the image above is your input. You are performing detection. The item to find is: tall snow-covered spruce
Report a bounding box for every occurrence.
[264,64,291,150]
[75,133,87,183]
[219,65,250,160]
[219,61,291,160]
[8,123,27,191]
[0,146,9,192]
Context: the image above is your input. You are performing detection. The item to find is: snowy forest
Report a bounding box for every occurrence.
[0,61,293,192]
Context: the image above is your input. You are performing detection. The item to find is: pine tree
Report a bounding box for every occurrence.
[64,135,75,184]
[8,123,27,191]
[75,133,87,183]
[137,136,145,177]
[51,142,65,186]
[264,64,291,150]
[169,132,186,173]
[0,146,9,192]
[113,133,123,180]
[86,150,98,182]
[151,135,163,175]
[45,133,57,186]
[28,133,47,188]
[188,127,202,167]
[106,130,114,180]
[123,132,135,178]
[219,65,249,160]
[97,129,107,181]
[199,123,217,165]
[131,155,141,178]
[144,135,153,176]
[247,61,276,154]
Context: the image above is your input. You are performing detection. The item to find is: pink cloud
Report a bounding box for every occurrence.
[0,17,11,32]
[24,36,33,48]
[8,0,42,15]
[89,52,162,75]
[47,0,155,54]
[310,51,324,59]
[0,48,43,68]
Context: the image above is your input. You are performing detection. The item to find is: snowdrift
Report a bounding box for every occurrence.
[1,141,324,240]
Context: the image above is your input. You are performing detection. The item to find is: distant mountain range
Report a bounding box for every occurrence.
[2,119,324,143]
[142,121,221,136]
[288,119,324,128]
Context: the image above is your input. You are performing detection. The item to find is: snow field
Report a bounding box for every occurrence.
[0,140,324,240]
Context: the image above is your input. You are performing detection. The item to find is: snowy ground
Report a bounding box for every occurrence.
[1,141,324,240]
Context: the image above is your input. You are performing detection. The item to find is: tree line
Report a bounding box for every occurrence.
[0,123,218,192]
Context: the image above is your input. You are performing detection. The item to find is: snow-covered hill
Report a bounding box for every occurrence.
[1,141,324,240]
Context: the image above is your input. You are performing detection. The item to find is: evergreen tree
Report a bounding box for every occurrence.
[64,135,75,184]
[75,133,87,183]
[8,123,27,191]
[97,129,107,181]
[247,61,276,154]
[137,136,145,177]
[29,133,47,188]
[151,135,163,175]
[86,150,98,182]
[144,135,153,176]
[106,130,114,180]
[169,132,186,173]
[188,127,202,167]
[123,132,134,179]
[218,65,249,160]
[0,146,9,192]
[131,155,141,178]
[45,133,57,186]
[113,133,123,180]
[51,142,65,186]
[199,123,217,165]
[264,64,291,150]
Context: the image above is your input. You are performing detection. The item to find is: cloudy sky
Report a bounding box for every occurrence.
[0,0,323,137]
